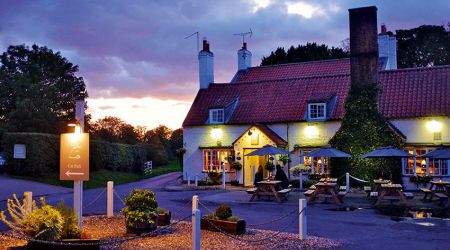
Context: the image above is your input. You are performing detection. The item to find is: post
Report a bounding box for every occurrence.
[252,165,256,186]
[192,195,200,250]
[222,163,226,190]
[74,99,84,228]
[187,176,191,186]
[24,192,32,213]
[299,198,307,240]
[346,172,350,192]
[107,181,114,217]
[195,175,198,186]
[299,172,303,191]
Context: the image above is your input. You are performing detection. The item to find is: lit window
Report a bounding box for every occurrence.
[209,109,224,124]
[308,103,326,120]
[203,149,235,172]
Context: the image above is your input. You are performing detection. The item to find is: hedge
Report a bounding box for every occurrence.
[1,132,147,176]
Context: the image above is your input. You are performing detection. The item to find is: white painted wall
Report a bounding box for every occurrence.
[390,117,450,145]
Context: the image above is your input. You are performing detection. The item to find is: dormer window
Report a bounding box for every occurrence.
[209,109,224,124]
[308,103,326,120]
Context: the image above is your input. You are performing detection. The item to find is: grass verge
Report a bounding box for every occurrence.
[5,160,181,189]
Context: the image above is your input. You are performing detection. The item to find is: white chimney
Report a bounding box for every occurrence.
[378,24,397,70]
[237,42,252,71]
[199,39,214,89]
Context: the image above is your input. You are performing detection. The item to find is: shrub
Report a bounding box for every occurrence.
[215,204,232,220]
[206,213,216,219]
[228,215,240,222]
[121,189,158,227]
[157,207,166,214]
[208,172,222,183]
[290,164,311,177]
[303,179,317,188]
[55,203,80,239]
[231,162,242,171]
[264,161,275,172]
[308,173,324,181]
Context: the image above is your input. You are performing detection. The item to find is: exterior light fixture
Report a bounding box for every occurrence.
[211,127,223,140]
[426,120,442,132]
[304,125,319,138]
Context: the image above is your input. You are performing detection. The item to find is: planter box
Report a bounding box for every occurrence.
[27,239,101,250]
[126,217,158,235]
[200,217,246,235]
[158,211,171,226]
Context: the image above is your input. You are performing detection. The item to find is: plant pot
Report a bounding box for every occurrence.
[158,211,171,226]
[27,239,101,250]
[200,217,246,235]
[126,217,158,235]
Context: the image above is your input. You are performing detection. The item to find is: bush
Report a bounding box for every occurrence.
[308,173,324,181]
[228,215,240,222]
[55,203,80,239]
[215,204,232,220]
[231,162,242,171]
[1,132,148,176]
[121,189,158,227]
[303,179,317,188]
[157,207,166,214]
[264,161,275,172]
[290,164,311,177]
[208,172,222,183]
[22,204,63,241]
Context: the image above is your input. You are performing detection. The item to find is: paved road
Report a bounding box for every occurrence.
[1,173,449,250]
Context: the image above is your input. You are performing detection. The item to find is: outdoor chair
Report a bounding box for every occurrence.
[303,189,315,197]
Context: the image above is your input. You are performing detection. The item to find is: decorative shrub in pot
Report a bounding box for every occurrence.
[157,207,171,226]
[121,189,158,235]
[265,161,275,178]
[201,204,246,235]
[0,195,100,250]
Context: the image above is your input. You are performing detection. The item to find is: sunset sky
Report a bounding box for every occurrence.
[1,0,449,129]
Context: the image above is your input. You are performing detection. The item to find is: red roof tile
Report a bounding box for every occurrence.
[183,64,450,127]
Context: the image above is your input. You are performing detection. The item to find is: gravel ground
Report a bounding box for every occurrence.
[0,215,343,250]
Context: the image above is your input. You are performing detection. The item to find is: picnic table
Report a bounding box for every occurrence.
[248,180,290,203]
[319,178,337,183]
[373,179,390,191]
[308,182,343,205]
[428,181,450,202]
[374,183,405,206]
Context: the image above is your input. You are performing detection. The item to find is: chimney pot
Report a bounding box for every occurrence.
[242,42,247,50]
[381,24,387,34]
[202,39,209,51]
[199,39,214,89]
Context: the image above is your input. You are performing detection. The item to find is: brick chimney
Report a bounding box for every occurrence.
[199,39,214,89]
[349,6,378,87]
[237,42,252,71]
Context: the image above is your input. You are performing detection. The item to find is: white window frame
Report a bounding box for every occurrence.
[308,103,326,120]
[209,109,224,124]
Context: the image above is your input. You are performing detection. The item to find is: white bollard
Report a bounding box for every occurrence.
[192,208,201,250]
[74,180,83,228]
[187,176,191,186]
[107,181,114,217]
[222,164,226,190]
[346,172,350,192]
[299,172,303,191]
[195,175,198,186]
[24,192,32,213]
[299,198,307,240]
[192,195,198,211]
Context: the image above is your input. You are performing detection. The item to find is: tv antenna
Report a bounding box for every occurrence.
[234,28,253,43]
[184,31,199,52]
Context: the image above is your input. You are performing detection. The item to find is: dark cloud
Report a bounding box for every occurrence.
[1,0,449,101]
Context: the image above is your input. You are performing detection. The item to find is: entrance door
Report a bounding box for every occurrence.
[243,149,266,187]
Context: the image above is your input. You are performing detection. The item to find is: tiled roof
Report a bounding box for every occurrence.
[183,65,450,127]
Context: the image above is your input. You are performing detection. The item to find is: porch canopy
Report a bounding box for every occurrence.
[300,146,352,158]
[245,144,291,156]
[360,146,415,158]
[420,148,450,159]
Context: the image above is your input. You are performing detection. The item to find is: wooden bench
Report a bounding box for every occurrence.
[403,192,414,199]
[339,186,347,191]
[303,190,315,197]
[309,185,316,190]
[435,193,448,206]
[277,188,291,200]
[246,188,257,194]
[369,192,378,199]
[364,186,372,192]
[419,188,432,200]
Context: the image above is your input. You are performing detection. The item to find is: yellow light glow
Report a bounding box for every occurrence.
[74,125,82,134]
[211,128,223,140]
[426,120,442,132]
[304,125,319,138]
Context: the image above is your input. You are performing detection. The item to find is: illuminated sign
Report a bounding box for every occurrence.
[60,133,89,181]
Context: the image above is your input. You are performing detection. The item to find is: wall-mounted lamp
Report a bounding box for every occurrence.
[426,120,442,132]
[304,125,319,138]
[421,159,426,166]
[211,127,223,140]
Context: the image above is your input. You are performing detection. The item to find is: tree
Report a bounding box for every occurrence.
[90,116,140,144]
[0,44,87,134]
[261,43,348,66]
[396,25,450,68]
[169,128,183,154]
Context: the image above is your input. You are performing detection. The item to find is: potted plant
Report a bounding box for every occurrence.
[201,204,245,235]
[278,155,290,166]
[0,195,100,250]
[231,161,242,184]
[265,161,275,178]
[121,189,158,235]
[157,207,171,226]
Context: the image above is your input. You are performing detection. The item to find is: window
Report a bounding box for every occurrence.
[209,109,224,124]
[203,149,234,172]
[299,149,329,175]
[403,148,450,176]
[308,103,326,120]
